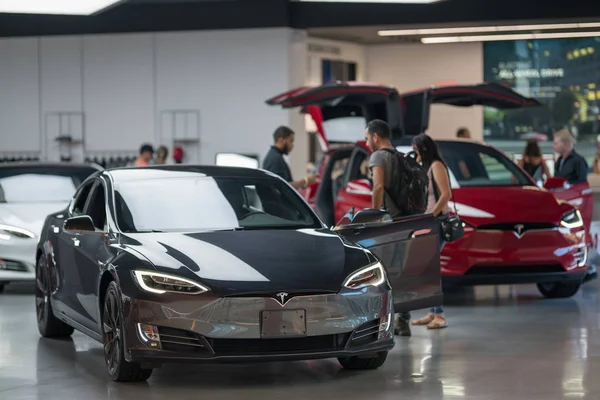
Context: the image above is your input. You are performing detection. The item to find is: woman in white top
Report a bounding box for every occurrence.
[411,133,451,329]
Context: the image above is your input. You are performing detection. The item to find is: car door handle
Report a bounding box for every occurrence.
[72,237,80,247]
[411,228,432,238]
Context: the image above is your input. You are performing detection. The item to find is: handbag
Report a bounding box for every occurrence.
[431,168,464,242]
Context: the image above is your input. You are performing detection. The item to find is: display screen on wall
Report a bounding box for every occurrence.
[322,60,357,83]
[483,37,600,143]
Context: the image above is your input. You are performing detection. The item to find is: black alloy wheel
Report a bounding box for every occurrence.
[35,255,73,337]
[102,281,153,382]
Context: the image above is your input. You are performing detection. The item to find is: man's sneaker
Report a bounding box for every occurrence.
[394,315,412,337]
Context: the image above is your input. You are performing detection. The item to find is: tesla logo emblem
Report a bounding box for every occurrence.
[275,292,289,306]
[514,224,525,238]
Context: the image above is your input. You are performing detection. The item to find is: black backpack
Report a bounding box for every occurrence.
[380,148,429,216]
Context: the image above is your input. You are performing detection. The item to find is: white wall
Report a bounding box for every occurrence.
[0,28,306,174]
[366,42,484,140]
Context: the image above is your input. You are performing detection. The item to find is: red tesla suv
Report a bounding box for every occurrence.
[267,81,593,298]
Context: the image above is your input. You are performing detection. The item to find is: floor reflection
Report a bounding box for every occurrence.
[1,281,600,399]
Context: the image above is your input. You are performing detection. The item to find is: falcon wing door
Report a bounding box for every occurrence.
[266,82,403,151]
[334,212,443,313]
[400,82,542,136]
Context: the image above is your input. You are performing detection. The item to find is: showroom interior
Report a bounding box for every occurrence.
[2,0,600,398]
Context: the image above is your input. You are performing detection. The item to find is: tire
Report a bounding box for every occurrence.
[35,256,74,338]
[0,283,5,293]
[103,281,153,382]
[537,281,582,299]
[338,351,388,370]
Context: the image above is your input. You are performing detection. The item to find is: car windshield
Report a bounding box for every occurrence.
[438,141,533,187]
[0,166,99,203]
[113,175,322,232]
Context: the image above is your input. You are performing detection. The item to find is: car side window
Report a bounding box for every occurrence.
[82,181,107,231]
[71,181,94,216]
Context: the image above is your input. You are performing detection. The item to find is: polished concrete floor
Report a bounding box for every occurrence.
[1,281,600,400]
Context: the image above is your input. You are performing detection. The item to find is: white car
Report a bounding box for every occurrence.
[0,162,101,292]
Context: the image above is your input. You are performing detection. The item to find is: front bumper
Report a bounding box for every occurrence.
[441,227,588,286]
[0,239,36,283]
[122,288,395,364]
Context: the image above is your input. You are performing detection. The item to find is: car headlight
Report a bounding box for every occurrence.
[343,262,387,289]
[0,224,36,240]
[133,270,210,295]
[560,210,584,229]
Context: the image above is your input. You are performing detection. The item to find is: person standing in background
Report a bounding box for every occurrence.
[456,127,471,139]
[262,126,317,190]
[365,119,412,337]
[553,129,588,184]
[410,133,451,330]
[134,144,154,167]
[155,146,169,165]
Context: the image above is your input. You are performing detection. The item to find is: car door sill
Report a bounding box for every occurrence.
[57,311,103,342]
[394,294,444,313]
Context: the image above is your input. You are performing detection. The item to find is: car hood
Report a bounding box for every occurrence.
[0,202,69,236]
[121,228,374,296]
[452,186,563,226]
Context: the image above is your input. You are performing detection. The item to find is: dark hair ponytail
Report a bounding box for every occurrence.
[411,133,445,171]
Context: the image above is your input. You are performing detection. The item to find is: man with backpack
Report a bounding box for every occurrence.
[365,119,428,337]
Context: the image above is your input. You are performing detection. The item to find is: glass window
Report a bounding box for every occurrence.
[113,176,321,232]
[438,142,533,187]
[0,166,98,203]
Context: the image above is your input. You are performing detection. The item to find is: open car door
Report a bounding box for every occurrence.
[333,210,443,313]
[400,82,542,136]
[266,81,403,152]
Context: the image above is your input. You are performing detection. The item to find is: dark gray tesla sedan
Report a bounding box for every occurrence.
[35,165,442,382]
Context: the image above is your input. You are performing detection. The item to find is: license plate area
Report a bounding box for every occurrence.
[260,309,307,338]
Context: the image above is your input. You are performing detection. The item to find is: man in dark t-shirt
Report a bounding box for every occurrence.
[553,129,588,184]
[262,126,317,190]
[365,119,412,337]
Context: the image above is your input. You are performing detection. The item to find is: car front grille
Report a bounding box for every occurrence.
[476,222,557,231]
[207,334,350,356]
[0,259,28,272]
[153,326,352,356]
[465,264,565,275]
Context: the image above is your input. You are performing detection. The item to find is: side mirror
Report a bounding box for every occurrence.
[64,215,95,232]
[352,209,393,225]
[543,176,568,190]
[332,208,392,230]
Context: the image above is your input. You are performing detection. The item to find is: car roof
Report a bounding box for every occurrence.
[0,161,102,169]
[104,165,277,182]
[431,137,489,146]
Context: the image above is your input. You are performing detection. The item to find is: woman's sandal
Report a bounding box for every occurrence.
[412,314,435,326]
[427,316,448,329]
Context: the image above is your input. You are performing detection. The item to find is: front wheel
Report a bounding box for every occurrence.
[103,281,153,382]
[537,281,582,299]
[338,351,388,370]
[35,257,73,337]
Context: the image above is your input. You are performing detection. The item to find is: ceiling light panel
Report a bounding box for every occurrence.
[0,0,123,15]
[421,31,600,44]
[379,22,600,36]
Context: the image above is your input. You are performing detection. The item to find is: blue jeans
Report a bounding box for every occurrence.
[430,218,446,315]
